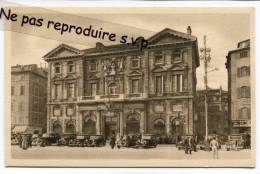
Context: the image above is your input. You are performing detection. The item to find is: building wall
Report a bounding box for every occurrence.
[11,64,47,133]
[44,28,199,138]
[226,40,251,134]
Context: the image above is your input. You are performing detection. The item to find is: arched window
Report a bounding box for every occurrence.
[153,119,166,134]
[54,62,61,74]
[65,121,75,133]
[240,107,250,119]
[53,121,62,135]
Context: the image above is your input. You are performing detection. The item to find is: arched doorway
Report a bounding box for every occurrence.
[171,118,184,143]
[53,121,62,135]
[66,121,76,134]
[153,118,166,135]
[126,112,140,134]
[82,118,96,135]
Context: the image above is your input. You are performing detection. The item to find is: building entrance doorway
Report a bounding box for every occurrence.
[53,123,62,135]
[105,122,117,140]
[82,119,96,135]
[126,122,140,134]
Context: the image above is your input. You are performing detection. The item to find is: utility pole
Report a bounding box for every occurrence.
[200,35,211,141]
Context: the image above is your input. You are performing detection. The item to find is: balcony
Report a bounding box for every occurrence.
[77,93,147,103]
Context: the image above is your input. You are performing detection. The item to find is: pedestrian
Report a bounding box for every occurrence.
[184,137,189,154]
[28,134,32,148]
[109,131,116,149]
[116,135,123,149]
[21,134,28,150]
[210,137,219,159]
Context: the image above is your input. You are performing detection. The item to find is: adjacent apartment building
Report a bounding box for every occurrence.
[11,64,48,134]
[195,87,229,138]
[43,27,200,139]
[226,39,251,134]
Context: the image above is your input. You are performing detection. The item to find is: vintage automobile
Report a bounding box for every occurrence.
[11,134,20,145]
[85,135,106,147]
[76,134,89,147]
[140,134,158,148]
[41,133,60,146]
[58,133,76,146]
[225,134,244,151]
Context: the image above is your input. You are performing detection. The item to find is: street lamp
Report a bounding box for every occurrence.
[199,35,219,141]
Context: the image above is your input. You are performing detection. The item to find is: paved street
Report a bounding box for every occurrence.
[11,144,251,160]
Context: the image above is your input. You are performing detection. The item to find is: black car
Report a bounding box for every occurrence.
[86,135,106,147]
[41,133,60,146]
[58,133,76,146]
[140,134,157,148]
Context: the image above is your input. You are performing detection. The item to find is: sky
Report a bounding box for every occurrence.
[7,7,252,90]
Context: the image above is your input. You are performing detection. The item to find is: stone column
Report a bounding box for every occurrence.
[166,100,171,135]
[96,110,101,135]
[75,105,79,133]
[140,110,144,135]
[47,105,51,133]
[62,105,66,134]
[79,111,83,134]
[120,111,124,136]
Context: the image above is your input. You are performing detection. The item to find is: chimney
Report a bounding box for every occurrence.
[187,26,192,35]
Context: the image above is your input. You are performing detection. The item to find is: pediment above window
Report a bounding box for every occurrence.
[151,66,167,73]
[128,70,143,77]
[43,44,83,60]
[168,65,186,71]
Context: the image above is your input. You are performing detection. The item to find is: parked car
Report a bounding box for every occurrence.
[140,134,158,148]
[41,133,60,146]
[58,133,76,146]
[86,135,106,147]
[225,134,244,151]
[76,134,89,147]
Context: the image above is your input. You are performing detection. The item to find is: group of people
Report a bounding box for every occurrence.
[15,133,32,150]
[182,136,197,154]
[109,132,142,149]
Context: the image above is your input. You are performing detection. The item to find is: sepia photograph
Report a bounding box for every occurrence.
[3,6,255,167]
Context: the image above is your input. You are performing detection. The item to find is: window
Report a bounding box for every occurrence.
[19,102,24,112]
[237,66,250,77]
[237,86,250,98]
[154,51,164,64]
[68,83,75,98]
[90,83,97,96]
[240,51,248,58]
[54,62,61,74]
[67,61,75,73]
[240,107,250,119]
[20,85,24,95]
[172,49,182,63]
[108,83,117,95]
[89,61,97,72]
[131,79,139,94]
[54,84,62,99]
[155,76,163,94]
[172,74,183,92]
[131,56,140,68]
[11,86,14,96]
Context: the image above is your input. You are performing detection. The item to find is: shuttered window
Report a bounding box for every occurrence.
[237,86,250,98]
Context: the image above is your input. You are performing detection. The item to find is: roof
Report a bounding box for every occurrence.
[43,28,200,66]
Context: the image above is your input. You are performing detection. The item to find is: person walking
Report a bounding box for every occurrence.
[21,134,28,150]
[109,131,116,149]
[210,137,219,159]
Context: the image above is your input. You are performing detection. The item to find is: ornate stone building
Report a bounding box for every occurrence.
[43,27,200,139]
[226,39,251,134]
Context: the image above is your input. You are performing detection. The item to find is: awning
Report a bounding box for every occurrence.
[12,126,42,134]
[12,126,27,133]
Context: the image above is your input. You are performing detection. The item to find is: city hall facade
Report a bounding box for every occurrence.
[43,27,200,139]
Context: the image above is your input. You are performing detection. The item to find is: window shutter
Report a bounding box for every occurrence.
[248,66,250,76]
